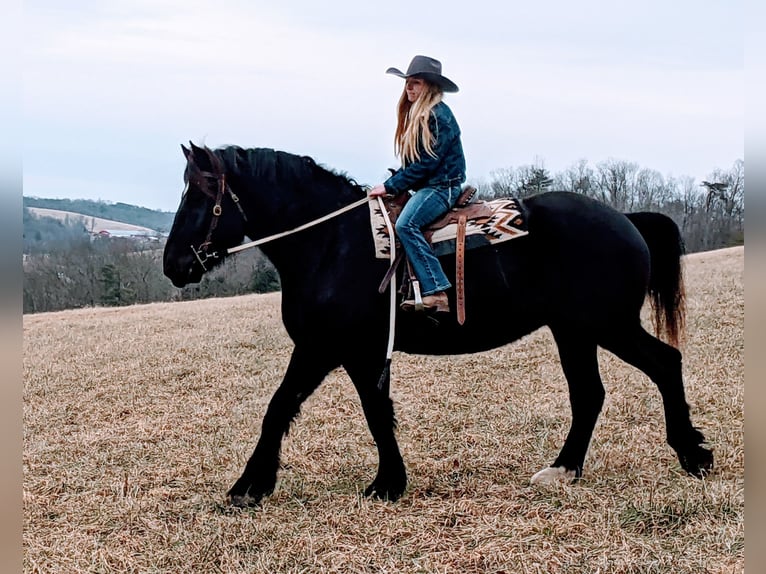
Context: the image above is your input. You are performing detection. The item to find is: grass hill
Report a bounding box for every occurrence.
[25,207,159,235]
[23,196,176,232]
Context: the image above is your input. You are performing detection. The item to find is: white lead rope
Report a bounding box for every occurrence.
[377,196,397,363]
[227,195,371,255]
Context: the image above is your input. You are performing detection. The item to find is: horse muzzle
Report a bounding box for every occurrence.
[163,250,205,288]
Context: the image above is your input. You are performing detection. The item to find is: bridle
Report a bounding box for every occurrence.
[191,170,249,271]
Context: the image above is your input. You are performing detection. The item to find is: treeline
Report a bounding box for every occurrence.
[23,196,176,233]
[475,158,744,253]
[23,211,279,314]
[22,157,744,314]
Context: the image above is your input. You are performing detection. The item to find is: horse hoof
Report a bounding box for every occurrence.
[364,478,406,501]
[227,492,261,507]
[227,481,270,507]
[680,445,714,478]
[530,466,577,485]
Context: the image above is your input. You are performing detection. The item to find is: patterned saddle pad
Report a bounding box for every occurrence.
[368,198,529,259]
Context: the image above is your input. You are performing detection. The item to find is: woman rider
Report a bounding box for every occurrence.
[369,55,466,314]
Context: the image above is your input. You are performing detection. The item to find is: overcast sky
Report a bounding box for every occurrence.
[23,0,743,212]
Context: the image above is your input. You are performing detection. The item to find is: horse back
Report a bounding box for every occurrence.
[395,192,653,354]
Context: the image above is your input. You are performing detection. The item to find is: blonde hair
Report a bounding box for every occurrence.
[394,81,444,166]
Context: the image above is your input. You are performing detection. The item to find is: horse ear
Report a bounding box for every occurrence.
[187,141,211,169]
[181,144,191,159]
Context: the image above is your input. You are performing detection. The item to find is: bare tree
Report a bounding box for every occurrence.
[699,159,744,249]
[554,159,594,196]
[593,159,639,211]
[483,167,518,199]
[633,168,673,210]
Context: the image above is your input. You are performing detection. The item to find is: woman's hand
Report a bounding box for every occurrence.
[368,184,388,198]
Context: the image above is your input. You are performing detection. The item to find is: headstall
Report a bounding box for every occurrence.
[191,170,249,271]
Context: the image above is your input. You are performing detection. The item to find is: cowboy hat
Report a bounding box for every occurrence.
[386,55,459,93]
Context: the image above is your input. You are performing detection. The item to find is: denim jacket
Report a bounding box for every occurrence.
[383,101,466,195]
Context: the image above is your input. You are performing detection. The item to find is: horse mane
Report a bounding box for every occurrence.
[212,146,364,191]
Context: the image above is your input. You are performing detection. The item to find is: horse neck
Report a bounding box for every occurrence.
[232,151,367,276]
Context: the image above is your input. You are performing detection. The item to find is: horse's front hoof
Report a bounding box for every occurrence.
[680,445,714,478]
[364,482,405,501]
[227,479,273,507]
[530,466,578,485]
[363,473,407,501]
[228,492,261,508]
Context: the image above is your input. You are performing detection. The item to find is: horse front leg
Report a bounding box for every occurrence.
[227,345,338,507]
[344,353,407,501]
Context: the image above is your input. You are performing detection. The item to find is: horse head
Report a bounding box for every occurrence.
[163,142,249,287]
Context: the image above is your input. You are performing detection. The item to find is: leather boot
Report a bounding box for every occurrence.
[400,291,450,313]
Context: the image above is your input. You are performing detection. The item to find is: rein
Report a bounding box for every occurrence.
[227,196,371,254]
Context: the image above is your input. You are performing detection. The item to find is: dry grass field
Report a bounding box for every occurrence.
[23,246,744,573]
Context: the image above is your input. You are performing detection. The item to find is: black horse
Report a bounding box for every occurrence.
[163,143,713,506]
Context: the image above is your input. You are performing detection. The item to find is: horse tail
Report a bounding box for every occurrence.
[625,212,686,347]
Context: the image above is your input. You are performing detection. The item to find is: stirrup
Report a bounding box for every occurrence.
[400,280,424,311]
[412,280,424,311]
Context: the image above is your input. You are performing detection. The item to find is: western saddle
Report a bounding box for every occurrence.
[378,185,490,324]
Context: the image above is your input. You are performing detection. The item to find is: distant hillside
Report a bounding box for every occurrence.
[23,197,176,232]
[25,207,158,234]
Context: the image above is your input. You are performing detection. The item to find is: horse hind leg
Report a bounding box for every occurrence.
[532,330,605,485]
[599,325,713,477]
[227,345,339,507]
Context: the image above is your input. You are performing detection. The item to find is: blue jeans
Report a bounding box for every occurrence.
[395,185,459,296]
